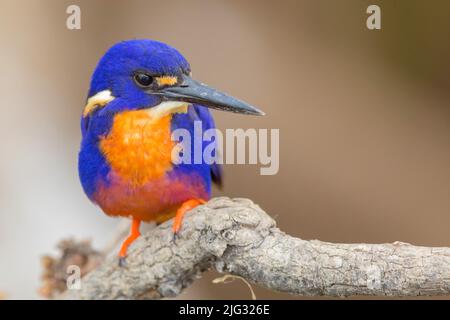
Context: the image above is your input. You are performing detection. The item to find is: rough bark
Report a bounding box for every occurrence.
[62,197,450,299]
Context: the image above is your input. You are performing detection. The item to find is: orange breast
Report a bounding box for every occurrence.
[95,109,209,222]
[99,110,175,186]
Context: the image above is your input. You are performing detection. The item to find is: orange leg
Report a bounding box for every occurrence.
[118,218,141,266]
[172,198,206,235]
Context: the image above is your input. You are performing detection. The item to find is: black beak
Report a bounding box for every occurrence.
[154,74,264,116]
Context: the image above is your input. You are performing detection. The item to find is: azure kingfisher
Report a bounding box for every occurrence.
[78,39,264,265]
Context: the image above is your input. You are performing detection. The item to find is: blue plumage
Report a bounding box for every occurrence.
[79,40,221,200]
[78,39,261,261]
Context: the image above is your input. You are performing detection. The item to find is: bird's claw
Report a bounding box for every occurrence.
[172,231,180,243]
[118,256,127,267]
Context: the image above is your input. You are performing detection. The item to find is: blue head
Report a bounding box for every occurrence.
[88,40,190,110]
[82,39,263,138]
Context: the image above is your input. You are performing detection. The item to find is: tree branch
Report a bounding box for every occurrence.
[62,197,450,299]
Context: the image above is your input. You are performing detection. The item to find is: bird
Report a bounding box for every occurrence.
[78,39,264,265]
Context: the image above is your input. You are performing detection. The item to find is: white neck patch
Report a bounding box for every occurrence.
[83,90,115,118]
[145,101,190,120]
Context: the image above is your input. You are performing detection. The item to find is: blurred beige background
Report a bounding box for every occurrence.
[0,0,449,299]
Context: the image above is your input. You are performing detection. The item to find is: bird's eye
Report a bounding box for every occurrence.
[134,73,154,87]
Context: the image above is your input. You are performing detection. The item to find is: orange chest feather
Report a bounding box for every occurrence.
[99,110,174,186]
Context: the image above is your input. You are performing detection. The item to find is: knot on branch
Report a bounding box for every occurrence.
[39,239,103,298]
[182,197,276,257]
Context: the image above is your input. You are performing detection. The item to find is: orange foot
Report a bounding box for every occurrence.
[118,218,141,266]
[172,199,206,237]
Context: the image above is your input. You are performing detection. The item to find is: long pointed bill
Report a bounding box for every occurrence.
[153,74,265,116]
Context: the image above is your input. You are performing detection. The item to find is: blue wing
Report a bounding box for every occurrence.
[193,105,223,187]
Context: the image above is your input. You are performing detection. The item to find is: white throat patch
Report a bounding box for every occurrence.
[145,101,190,120]
[83,90,115,118]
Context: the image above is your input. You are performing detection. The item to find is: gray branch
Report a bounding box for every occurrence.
[63,197,450,299]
